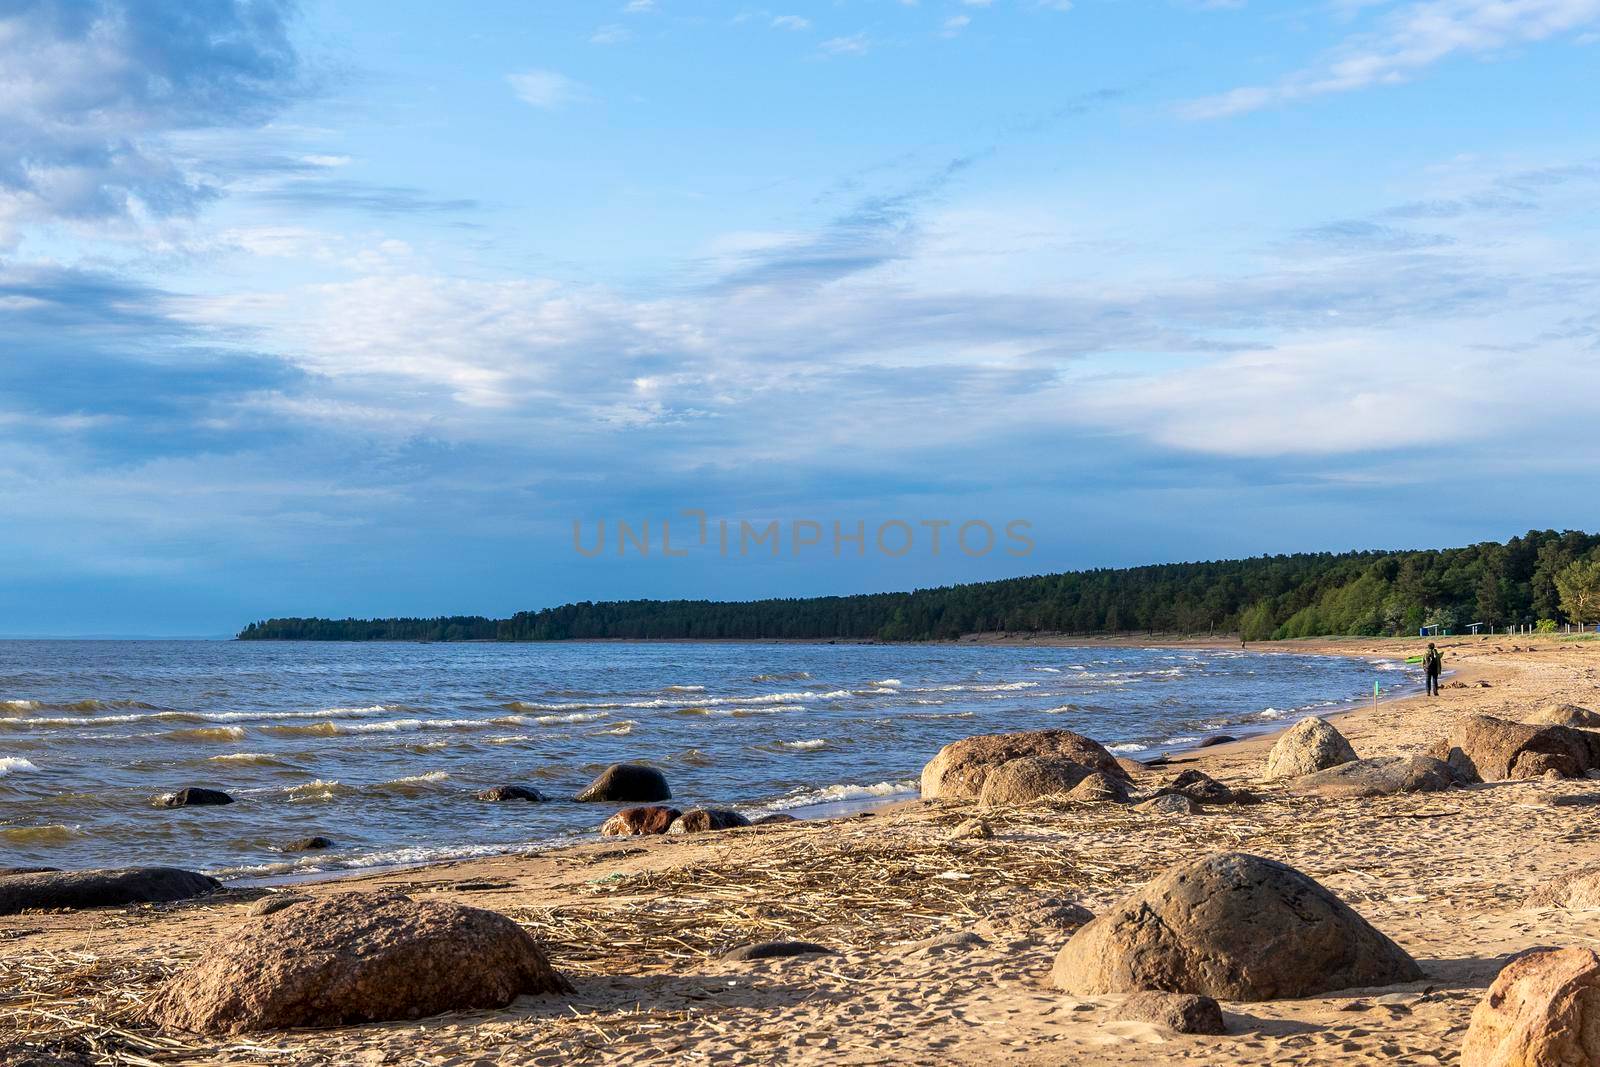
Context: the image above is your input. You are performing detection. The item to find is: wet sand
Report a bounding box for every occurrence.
[4,633,1599,1064]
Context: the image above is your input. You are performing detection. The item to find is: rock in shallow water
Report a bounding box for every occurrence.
[575,763,671,803]
[0,867,220,915]
[476,785,548,802]
[282,836,334,852]
[1050,851,1422,1001]
[153,787,234,809]
[149,892,570,1032]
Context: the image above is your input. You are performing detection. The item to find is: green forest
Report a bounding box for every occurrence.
[236,529,1600,643]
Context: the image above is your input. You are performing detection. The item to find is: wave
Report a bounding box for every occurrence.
[208,751,291,767]
[1,699,39,711]
[0,756,39,775]
[869,678,903,687]
[164,726,247,742]
[768,779,917,812]
[908,681,1039,693]
[672,704,801,718]
[286,779,354,802]
[264,717,486,737]
[503,690,826,713]
[776,738,827,751]
[752,672,810,682]
[1,824,81,845]
[0,704,395,731]
[1106,742,1148,753]
[596,720,636,736]
[662,684,706,693]
[668,748,715,767]
[1030,667,1062,673]
[1257,707,1287,720]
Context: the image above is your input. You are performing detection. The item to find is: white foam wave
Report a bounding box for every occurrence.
[777,739,827,751]
[1257,707,1286,720]
[1106,743,1148,753]
[0,756,39,775]
[769,779,917,811]
[1,699,39,711]
[1030,667,1062,673]
[663,684,706,692]
[870,678,903,687]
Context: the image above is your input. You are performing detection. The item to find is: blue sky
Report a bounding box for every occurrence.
[2,0,1598,635]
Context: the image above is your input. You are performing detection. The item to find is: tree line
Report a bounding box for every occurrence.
[236,529,1600,643]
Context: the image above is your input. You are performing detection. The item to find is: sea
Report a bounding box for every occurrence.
[0,640,1412,882]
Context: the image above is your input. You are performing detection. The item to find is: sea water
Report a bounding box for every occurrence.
[0,640,1408,880]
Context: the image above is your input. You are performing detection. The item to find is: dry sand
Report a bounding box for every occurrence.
[5,634,1600,1065]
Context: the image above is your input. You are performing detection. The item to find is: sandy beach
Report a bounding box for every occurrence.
[5,633,1600,1065]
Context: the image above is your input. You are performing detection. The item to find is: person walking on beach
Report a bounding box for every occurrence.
[1423,642,1443,696]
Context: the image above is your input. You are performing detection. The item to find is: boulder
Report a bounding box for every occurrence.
[1461,947,1600,1067]
[1068,771,1131,803]
[1263,718,1358,781]
[1039,900,1096,931]
[282,836,333,852]
[1050,852,1422,1000]
[920,729,1128,801]
[153,787,234,809]
[599,805,680,836]
[1525,873,1600,909]
[1528,703,1600,729]
[1118,991,1227,1035]
[1196,735,1238,749]
[476,785,548,802]
[575,763,670,803]
[978,757,1093,807]
[1135,793,1199,816]
[1426,714,1596,781]
[148,892,570,1032]
[667,808,750,834]
[1158,769,1252,805]
[1286,755,1460,799]
[0,867,220,915]
[722,940,832,962]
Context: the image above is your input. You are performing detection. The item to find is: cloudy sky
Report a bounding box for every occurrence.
[3,0,1598,635]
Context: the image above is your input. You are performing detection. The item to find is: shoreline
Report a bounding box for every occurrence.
[6,635,1595,1064]
[228,641,1415,889]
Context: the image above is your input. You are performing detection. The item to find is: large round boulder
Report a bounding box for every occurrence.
[148,892,570,1032]
[1262,717,1358,781]
[1050,852,1422,1000]
[1461,947,1600,1067]
[574,763,670,803]
[1426,714,1596,781]
[977,757,1092,807]
[0,867,220,915]
[1286,755,1460,799]
[920,729,1128,801]
[153,787,234,809]
[1525,873,1600,910]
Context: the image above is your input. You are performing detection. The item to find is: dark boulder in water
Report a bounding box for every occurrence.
[0,867,220,915]
[154,787,234,809]
[282,836,334,852]
[574,763,670,803]
[476,785,548,802]
[0,866,59,876]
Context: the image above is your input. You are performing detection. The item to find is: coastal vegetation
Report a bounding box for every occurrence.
[237,529,1600,643]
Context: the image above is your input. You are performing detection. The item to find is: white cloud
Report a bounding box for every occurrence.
[1184,0,1600,117]
[821,33,870,55]
[624,0,656,11]
[507,70,584,109]
[772,15,811,30]
[942,15,972,36]
[591,24,631,44]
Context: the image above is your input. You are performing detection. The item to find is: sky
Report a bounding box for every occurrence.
[2,0,1598,635]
